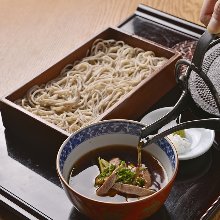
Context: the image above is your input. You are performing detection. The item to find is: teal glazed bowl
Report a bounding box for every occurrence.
[56,119,179,220]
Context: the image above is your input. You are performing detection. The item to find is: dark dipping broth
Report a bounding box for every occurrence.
[68,145,167,203]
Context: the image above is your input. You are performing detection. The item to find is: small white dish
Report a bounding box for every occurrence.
[176,128,215,160]
[141,107,215,160]
[140,107,180,132]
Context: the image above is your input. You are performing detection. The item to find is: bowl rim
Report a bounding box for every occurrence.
[56,119,179,205]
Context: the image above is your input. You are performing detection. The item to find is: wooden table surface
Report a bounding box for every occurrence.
[0,0,204,98]
[0,0,219,219]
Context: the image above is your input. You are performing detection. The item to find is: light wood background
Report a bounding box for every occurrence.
[0,0,204,98]
[1,0,219,219]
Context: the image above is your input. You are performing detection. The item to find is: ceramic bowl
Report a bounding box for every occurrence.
[56,119,178,220]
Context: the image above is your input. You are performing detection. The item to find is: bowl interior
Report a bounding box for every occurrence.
[57,120,178,202]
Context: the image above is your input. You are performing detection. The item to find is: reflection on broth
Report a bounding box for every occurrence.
[69,145,167,203]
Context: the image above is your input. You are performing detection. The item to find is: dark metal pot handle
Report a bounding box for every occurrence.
[141,118,220,146]
[140,31,220,145]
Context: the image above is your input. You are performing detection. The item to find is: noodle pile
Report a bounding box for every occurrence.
[15,39,167,133]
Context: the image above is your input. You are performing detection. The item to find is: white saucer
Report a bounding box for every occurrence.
[176,128,215,160]
[140,107,180,132]
[140,107,215,160]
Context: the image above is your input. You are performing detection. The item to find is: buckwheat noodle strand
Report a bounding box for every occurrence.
[15,39,167,133]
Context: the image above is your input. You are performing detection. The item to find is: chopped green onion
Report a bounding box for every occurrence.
[173,130,186,138]
[95,163,116,187]
[116,167,135,184]
[98,157,110,172]
[135,177,145,187]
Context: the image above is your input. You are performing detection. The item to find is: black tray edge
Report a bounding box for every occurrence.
[0,186,51,220]
[118,4,206,39]
[201,196,220,220]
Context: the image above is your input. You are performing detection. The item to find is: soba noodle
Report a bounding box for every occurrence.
[15,39,167,133]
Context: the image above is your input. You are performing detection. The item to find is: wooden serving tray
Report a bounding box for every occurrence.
[0,27,179,155]
[0,4,219,220]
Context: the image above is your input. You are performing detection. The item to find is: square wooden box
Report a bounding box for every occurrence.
[0,27,180,153]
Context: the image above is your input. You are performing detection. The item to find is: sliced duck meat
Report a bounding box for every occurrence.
[112,183,155,197]
[142,169,152,188]
[109,158,121,167]
[96,172,117,196]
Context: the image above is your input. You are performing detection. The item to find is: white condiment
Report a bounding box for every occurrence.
[168,133,191,154]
